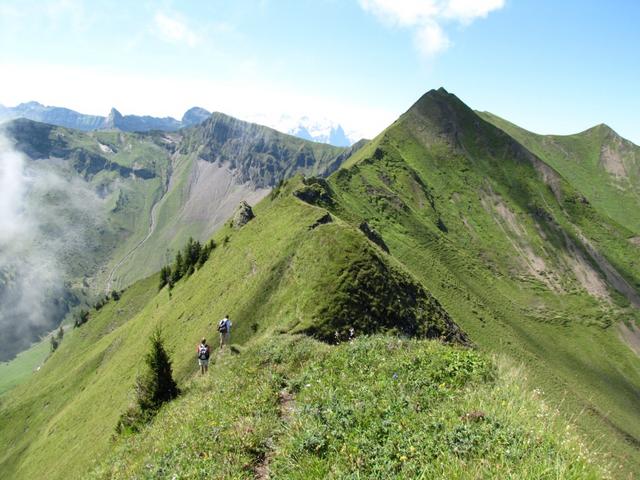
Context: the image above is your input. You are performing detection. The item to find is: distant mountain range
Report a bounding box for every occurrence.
[0,102,356,146]
[0,111,362,360]
[0,102,212,132]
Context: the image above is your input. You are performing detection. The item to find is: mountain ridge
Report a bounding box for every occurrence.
[0,101,357,146]
[1,88,639,478]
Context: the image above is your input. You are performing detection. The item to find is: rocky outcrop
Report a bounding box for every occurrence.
[359,221,389,253]
[309,213,332,230]
[231,201,255,229]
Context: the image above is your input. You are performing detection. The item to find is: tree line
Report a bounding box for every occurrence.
[159,237,216,291]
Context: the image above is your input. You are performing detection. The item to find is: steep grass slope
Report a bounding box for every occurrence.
[479,111,640,235]
[323,88,640,474]
[0,178,465,479]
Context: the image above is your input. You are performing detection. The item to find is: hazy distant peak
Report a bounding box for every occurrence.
[181,106,211,127]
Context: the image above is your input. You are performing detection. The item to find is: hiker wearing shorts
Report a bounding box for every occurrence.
[218,315,232,349]
[197,338,210,374]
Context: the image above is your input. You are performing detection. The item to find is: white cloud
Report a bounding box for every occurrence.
[443,0,506,23]
[414,20,450,56]
[153,12,200,47]
[358,0,505,56]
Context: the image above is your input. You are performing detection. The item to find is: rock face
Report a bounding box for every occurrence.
[231,201,255,228]
[359,221,389,253]
[308,212,332,230]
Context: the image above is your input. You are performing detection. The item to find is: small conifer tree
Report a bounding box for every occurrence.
[136,328,180,411]
[158,265,172,290]
[171,251,184,283]
[116,328,180,434]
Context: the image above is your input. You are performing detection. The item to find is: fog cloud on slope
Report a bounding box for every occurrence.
[0,130,105,361]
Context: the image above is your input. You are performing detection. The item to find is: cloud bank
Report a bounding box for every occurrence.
[0,130,105,360]
[358,0,505,56]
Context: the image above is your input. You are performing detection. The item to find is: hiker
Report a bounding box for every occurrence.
[218,315,232,349]
[197,337,210,374]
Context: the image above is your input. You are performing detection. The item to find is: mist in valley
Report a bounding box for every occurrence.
[0,130,107,361]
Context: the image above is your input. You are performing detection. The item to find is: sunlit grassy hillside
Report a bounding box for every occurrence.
[1,89,638,479]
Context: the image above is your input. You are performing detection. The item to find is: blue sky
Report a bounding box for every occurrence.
[0,0,638,143]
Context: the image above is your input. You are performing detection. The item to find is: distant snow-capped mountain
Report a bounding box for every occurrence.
[247,114,360,147]
[0,102,360,146]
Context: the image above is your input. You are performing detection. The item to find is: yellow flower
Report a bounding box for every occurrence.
[400,455,408,462]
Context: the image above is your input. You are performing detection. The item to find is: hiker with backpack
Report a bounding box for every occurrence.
[197,338,210,374]
[218,315,232,349]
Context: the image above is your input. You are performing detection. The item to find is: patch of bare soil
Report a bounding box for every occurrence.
[600,141,628,179]
[629,237,640,247]
[577,232,640,307]
[531,157,563,202]
[181,159,270,233]
[480,190,561,291]
[254,390,295,480]
[560,232,610,301]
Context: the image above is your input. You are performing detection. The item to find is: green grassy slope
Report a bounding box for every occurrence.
[0,338,50,396]
[0,177,616,480]
[0,177,465,479]
[479,111,640,235]
[1,89,637,479]
[2,116,354,364]
[91,336,605,479]
[321,88,640,475]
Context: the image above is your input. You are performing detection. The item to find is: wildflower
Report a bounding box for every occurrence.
[392,373,398,380]
[400,455,408,462]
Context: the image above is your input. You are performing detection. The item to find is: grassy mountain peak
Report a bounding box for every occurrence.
[1,89,639,478]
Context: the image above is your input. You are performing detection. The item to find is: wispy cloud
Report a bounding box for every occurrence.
[358,0,505,57]
[0,131,107,360]
[153,11,200,47]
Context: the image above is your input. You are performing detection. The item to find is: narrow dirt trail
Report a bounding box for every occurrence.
[105,193,163,293]
[254,390,295,480]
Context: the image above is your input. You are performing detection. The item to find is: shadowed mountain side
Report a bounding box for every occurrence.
[479,111,640,235]
[179,112,348,187]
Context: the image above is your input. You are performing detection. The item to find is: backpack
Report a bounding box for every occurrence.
[218,319,229,333]
[198,344,209,360]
